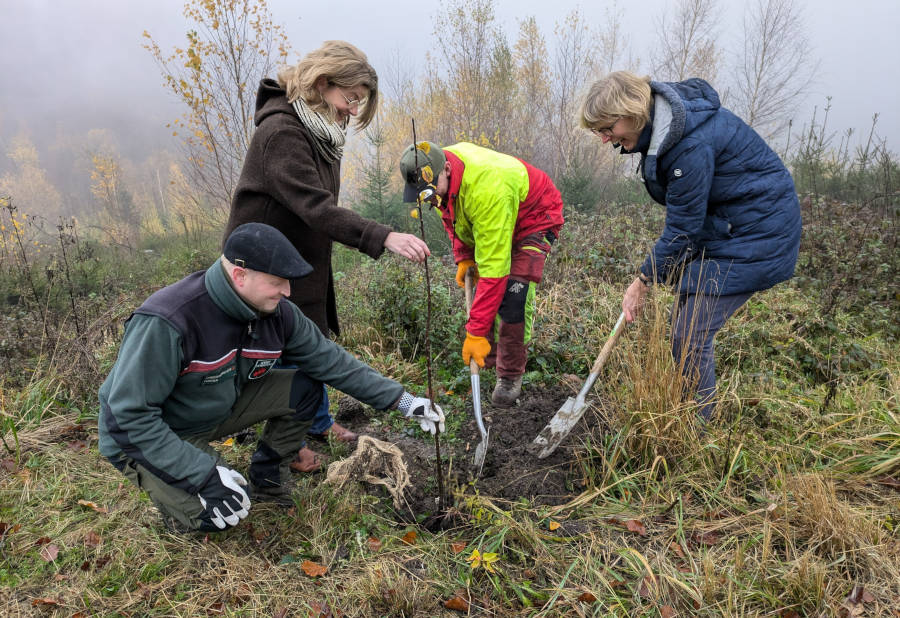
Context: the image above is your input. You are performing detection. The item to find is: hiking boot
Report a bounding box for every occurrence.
[491,376,522,408]
[250,481,296,508]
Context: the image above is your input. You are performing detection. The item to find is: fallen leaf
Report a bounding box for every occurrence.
[207,601,225,614]
[367,536,382,552]
[548,520,561,531]
[862,589,875,603]
[401,530,417,545]
[466,548,499,572]
[273,608,288,618]
[523,568,536,579]
[77,499,109,514]
[95,555,111,569]
[690,530,722,546]
[444,593,469,612]
[31,598,59,607]
[54,574,69,582]
[85,531,101,547]
[660,605,676,618]
[625,519,647,536]
[301,560,328,578]
[35,536,51,546]
[72,613,87,618]
[0,522,21,536]
[637,576,654,598]
[778,610,801,618]
[40,544,59,562]
[80,560,91,571]
[222,438,234,447]
[450,541,467,554]
[669,541,686,559]
[577,592,597,602]
[0,459,16,473]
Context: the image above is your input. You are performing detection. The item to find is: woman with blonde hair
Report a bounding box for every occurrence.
[224,41,430,471]
[579,71,801,421]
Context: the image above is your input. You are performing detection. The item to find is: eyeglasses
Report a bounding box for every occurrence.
[336,87,368,108]
[590,117,620,137]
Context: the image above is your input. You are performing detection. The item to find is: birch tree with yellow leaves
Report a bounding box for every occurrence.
[143,0,289,212]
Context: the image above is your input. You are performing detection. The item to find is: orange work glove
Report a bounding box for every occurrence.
[455,259,478,288]
[462,332,491,367]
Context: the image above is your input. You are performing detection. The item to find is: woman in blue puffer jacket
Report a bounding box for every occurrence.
[579,71,801,420]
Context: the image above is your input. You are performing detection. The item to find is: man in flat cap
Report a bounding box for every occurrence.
[399,141,565,407]
[98,223,445,533]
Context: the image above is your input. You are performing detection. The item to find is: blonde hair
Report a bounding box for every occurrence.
[277,40,379,129]
[578,71,653,133]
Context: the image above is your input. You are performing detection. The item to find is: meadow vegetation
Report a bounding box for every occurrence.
[1,123,898,615]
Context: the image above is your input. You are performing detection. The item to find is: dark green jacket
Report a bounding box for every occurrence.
[98,260,403,493]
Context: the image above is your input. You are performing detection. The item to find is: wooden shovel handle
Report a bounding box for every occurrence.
[589,312,627,374]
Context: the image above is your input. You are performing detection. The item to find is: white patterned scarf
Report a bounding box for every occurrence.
[291,97,346,162]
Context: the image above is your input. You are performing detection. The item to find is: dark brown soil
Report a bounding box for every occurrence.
[332,382,599,520]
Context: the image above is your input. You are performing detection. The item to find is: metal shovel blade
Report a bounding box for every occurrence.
[471,371,489,475]
[531,393,590,459]
[530,312,627,460]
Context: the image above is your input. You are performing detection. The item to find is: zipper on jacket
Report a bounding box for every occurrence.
[234,319,258,390]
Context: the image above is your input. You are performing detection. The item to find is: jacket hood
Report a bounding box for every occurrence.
[646,78,720,158]
[253,78,295,127]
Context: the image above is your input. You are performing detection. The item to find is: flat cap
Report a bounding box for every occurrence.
[223,222,313,279]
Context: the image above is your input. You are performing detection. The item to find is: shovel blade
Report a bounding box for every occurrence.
[530,395,589,459]
[473,428,490,476]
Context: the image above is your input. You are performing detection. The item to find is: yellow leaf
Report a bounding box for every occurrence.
[549,520,561,531]
[481,552,499,573]
[222,438,234,447]
[466,549,481,569]
[409,208,419,219]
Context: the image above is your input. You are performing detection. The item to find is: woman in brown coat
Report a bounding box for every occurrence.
[224,41,429,471]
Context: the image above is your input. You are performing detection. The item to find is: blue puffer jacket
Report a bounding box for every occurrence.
[628,79,801,296]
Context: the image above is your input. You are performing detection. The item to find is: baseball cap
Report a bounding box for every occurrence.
[223,222,313,279]
[399,141,446,203]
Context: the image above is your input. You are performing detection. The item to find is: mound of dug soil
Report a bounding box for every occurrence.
[333,383,601,518]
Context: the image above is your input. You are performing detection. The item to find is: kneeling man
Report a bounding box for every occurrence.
[98,223,444,532]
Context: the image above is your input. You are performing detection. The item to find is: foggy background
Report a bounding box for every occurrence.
[1,0,897,209]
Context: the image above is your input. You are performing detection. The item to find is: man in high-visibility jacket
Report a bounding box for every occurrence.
[400,141,565,407]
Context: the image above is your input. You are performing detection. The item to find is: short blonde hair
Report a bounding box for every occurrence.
[578,71,653,133]
[277,40,379,129]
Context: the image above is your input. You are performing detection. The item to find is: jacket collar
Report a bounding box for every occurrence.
[442,149,465,218]
[204,260,267,322]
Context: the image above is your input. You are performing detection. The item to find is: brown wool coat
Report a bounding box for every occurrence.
[223,79,392,336]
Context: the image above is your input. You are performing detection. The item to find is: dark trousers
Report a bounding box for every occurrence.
[671,291,753,421]
[116,369,322,530]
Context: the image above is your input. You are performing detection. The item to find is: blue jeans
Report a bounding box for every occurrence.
[671,291,753,421]
[276,361,333,445]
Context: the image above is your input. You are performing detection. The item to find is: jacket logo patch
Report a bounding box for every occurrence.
[248,358,276,380]
[673,168,683,177]
[508,281,526,294]
[201,366,235,385]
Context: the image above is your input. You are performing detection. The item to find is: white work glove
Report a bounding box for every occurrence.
[198,465,251,530]
[397,391,446,435]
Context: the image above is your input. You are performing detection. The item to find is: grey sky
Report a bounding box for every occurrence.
[1,0,897,158]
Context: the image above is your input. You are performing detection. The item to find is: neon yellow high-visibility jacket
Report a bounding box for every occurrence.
[438,143,564,336]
